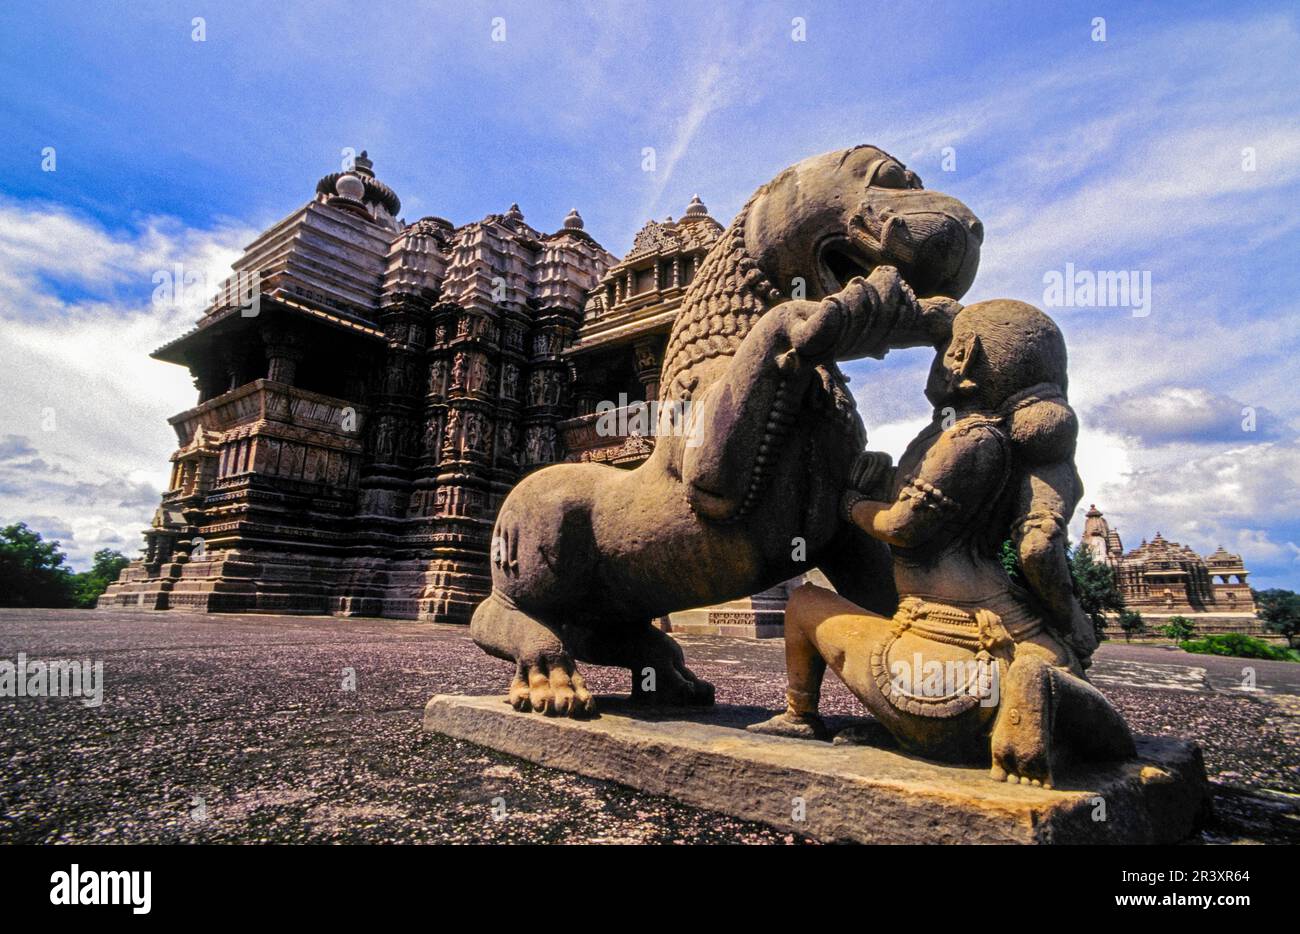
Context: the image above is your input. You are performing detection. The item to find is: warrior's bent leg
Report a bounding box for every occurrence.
[783,588,830,720]
[749,583,890,740]
[991,654,1135,787]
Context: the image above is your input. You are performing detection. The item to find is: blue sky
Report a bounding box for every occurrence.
[1,0,1298,589]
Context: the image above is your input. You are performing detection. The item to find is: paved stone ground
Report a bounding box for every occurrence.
[0,609,1295,844]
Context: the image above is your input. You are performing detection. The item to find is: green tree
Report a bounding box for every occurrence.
[998,539,1023,585]
[1069,544,1125,642]
[1117,609,1146,643]
[1161,615,1196,642]
[1254,588,1300,648]
[70,548,131,608]
[0,522,75,607]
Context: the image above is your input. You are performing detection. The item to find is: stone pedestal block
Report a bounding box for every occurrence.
[423,694,1209,844]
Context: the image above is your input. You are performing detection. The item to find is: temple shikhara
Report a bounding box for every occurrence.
[99,153,795,632]
[1082,505,1261,634]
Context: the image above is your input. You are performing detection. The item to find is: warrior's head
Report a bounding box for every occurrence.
[925,300,1069,411]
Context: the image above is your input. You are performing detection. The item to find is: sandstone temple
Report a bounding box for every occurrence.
[99,153,797,633]
[1081,505,1261,634]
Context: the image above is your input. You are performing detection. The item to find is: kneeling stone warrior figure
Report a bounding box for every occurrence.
[752,298,1135,787]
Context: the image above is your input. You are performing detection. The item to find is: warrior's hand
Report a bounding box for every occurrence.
[1064,602,1100,667]
[848,450,893,496]
[917,296,963,344]
[863,264,913,316]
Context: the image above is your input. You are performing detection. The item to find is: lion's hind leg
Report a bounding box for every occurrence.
[631,625,715,706]
[470,592,595,717]
[579,623,715,707]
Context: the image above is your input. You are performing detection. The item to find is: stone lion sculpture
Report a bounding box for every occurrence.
[470,145,984,716]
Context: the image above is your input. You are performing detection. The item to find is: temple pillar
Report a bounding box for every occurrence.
[261,326,305,386]
[219,348,240,392]
[633,338,661,402]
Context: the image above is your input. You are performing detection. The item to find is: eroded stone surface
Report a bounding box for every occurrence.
[423,694,1210,844]
[470,145,983,719]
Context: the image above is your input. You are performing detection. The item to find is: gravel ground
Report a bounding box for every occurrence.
[0,609,1295,844]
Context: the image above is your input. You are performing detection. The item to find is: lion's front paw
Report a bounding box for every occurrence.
[507,655,596,718]
[678,676,715,706]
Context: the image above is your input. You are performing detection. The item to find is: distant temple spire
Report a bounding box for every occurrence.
[683,193,709,218]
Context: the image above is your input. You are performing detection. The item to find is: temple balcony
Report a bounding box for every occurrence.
[163,380,369,501]
[558,408,656,467]
[169,379,362,445]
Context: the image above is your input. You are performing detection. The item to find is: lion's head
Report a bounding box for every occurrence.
[746,144,982,301]
[662,145,983,403]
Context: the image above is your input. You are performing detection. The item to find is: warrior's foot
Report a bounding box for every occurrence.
[506,655,595,718]
[989,657,1055,787]
[990,720,1053,787]
[747,711,830,741]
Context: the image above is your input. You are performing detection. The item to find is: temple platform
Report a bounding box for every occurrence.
[423,694,1210,844]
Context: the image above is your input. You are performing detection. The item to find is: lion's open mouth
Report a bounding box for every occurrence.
[816,236,877,295]
[848,209,921,265]
[817,209,926,294]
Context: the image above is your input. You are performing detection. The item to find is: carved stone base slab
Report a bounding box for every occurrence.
[423,694,1209,844]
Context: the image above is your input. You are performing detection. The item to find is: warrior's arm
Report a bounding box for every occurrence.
[847,494,943,549]
[1013,462,1098,660]
[845,425,1002,548]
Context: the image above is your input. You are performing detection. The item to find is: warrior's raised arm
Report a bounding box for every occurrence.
[1012,443,1098,664]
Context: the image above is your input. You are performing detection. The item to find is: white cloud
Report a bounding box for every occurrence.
[1070,439,1300,586]
[1089,385,1289,445]
[0,200,254,568]
[638,62,725,218]
[865,416,929,465]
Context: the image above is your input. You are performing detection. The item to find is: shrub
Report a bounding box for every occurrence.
[1160,615,1196,641]
[1179,633,1299,662]
[1117,609,1145,642]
